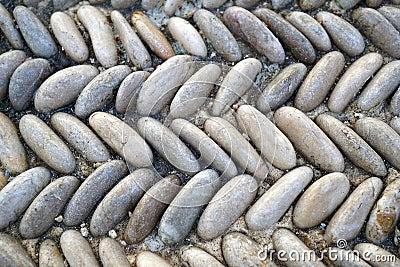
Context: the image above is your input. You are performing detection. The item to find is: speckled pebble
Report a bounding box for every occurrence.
[136,251,172,267]
[39,239,64,267]
[99,238,130,267]
[116,71,150,114]
[0,233,35,267]
[0,4,24,49]
[0,50,26,99]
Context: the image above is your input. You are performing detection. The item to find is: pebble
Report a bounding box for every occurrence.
[137,116,200,174]
[324,177,383,244]
[0,112,27,174]
[168,17,207,58]
[257,63,307,112]
[390,117,400,134]
[316,11,365,57]
[141,0,160,10]
[316,114,387,177]
[39,239,65,267]
[75,65,132,118]
[131,11,175,60]
[125,175,181,244]
[0,3,24,49]
[391,88,400,116]
[34,65,99,113]
[0,233,35,267]
[90,168,158,236]
[136,55,196,115]
[115,71,150,113]
[328,247,371,267]
[198,174,258,240]
[202,0,226,9]
[193,9,242,62]
[366,0,382,7]
[136,251,172,267]
[327,53,383,113]
[355,243,400,266]
[274,107,345,172]
[354,117,400,170]
[379,6,400,32]
[271,0,292,9]
[299,0,325,11]
[50,12,89,63]
[170,64,221,118]
[294,51,345,112]
[111,11,151,70]
[158,169,221,245]
[19,114,76,173]
[213,58,262,116]
[0,167,50,229]
[204,117,270,182]
[9,58,52,111]
[0,50,26,99]
[63,160,128,226]
[77,5,117,68]
[111,0,136,9]
[99,238,130,267]
[335,0,360,10]
[293,172,350,229]
[19,176,80,239]
[245,166,313,230]
[236,0,259,8]
[53,0,79,10]
[89,112,153,168]
[170,118,238,180]
[352,8,400,58]
[180,246,224,267]
[51,112,110,163]
[223,6,285,63]
[164,0,183,16]
[60,230,100,267]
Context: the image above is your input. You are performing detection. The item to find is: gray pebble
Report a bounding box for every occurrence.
[379,6,400,32]
[335,0,360,10]
[19,176,80,239]
[0,167,50,229]
[366,0,382,7]
[63,160,128,226]
[0,4,24,49]
[13,6,57,58]
[116,71,149,114]
[390,117,400,134]
[0,50,26,99]
[99,238,130,267]
[391,88,400,115]
[53,0,80,10]
[136,251,172,267]
[235,0,259,8]
[202,0,227,9]
[0,233,35,267]
[355,243,400,267]
[299,0,325,10]
[271,0,292,9]
[111,0,136,8]
[164,0,183,16]
[180,246,224,267]
[39,239,64,267]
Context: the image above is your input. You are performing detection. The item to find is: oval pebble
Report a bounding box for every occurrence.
[0,4,24,49]
[19,114,76,173]
[0,50,26,99]
[53,0,79,10]
[164,0,183,16]
[390,117,400,134]
[274,107,345,172]
[0,167,50,229]
[391,88,400,116]
[19,176,80,239]
[327,53,383,113]
[257,63,307,112]
[116,71,150,114]
[245,166,313,231]
[63,160,128,226]
[202,0,226,9]
[293,172,350,229]
[34,65,99,113]
[99,238,130,267]
[0,233,35,267]
[180,246,224,267]
[355,243,400,267]
[136,251,172,267]
[158,169,221,245]
[39,239,64,267]
[379,6,400,32]
[324,177,383,244]
[111,0,136,9]
[299,0,325,10]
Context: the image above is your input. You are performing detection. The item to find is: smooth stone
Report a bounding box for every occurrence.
[366,0,382,7]
[197,175,258,240]
[324,177,383,244]
[19,176,80,239]
[271,0,292,9]
[158,169,221,245]
[51,112,110,163]
[9,58,52,111]
[19,114,76,173]
[34,65,99,113]
[205,117,270,182]
[236,0,259,8]
[328,247,371,267]
[136,252,172,267]
[285,11,331,51]
[355,243,400,267]
[0,233,35,267]
[63,160,128,226]
[99,238,130,267]
[180,246,224,267]
[352,8,400,58]
[39,239,64,267]
[294,51,345,112]
[170,64,221,118]
[136,55,196,116]
[299,0,325,10]
[50,12,89,63]
[274,107,344,172]
[75,65,132,118]
[0,112,27,174]
[90,168,158,236]
[316,11,365,57]
[77,5,117,68]
[316,114,387,177]
[125,175,181,244]
[390,117,400,134]
[168,17,207,58]
[0,167,50,229]
[335,0,360,9]
[193,9,241,62]
[328,53,383,113]
[236,105,296,170]
[116,71,150,114]
[0,4,24,49]
[354,117,400,170]
[131,11,175,60]
[379,6,400,32]
[89,112,153,168]
[391,88,400,115]
[111,11,151,69]
[60,230,100,267]
[213,58,262,116]
[164,0,183,16]
[0,50,26,99]
[223,6,285,63]
[137,116,200,174]
[245,166,313,230]
[53,0,80,10]
[293,172,350,229]
[111,0,136,8]
[257,63,307,112]
[202,0,227,9]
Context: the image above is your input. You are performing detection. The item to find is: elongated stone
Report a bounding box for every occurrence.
[202,0,226,9]
[180,246,224,267]
[164,0,183,16]
[379,6,400,32]
[0,50,26,99]
[355,243,400,266]
[0,233,35,267]
[0,4,23,49]
[116,71,150,114]
[61,230,100,267]
[99,238,130,267]
[390,117,400,134]
[136,252,172,267]
[111,0,136,8]
[299,0,325,10]
[39,239,64,267]
[53,0,79,10]
[391,88,400,116]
